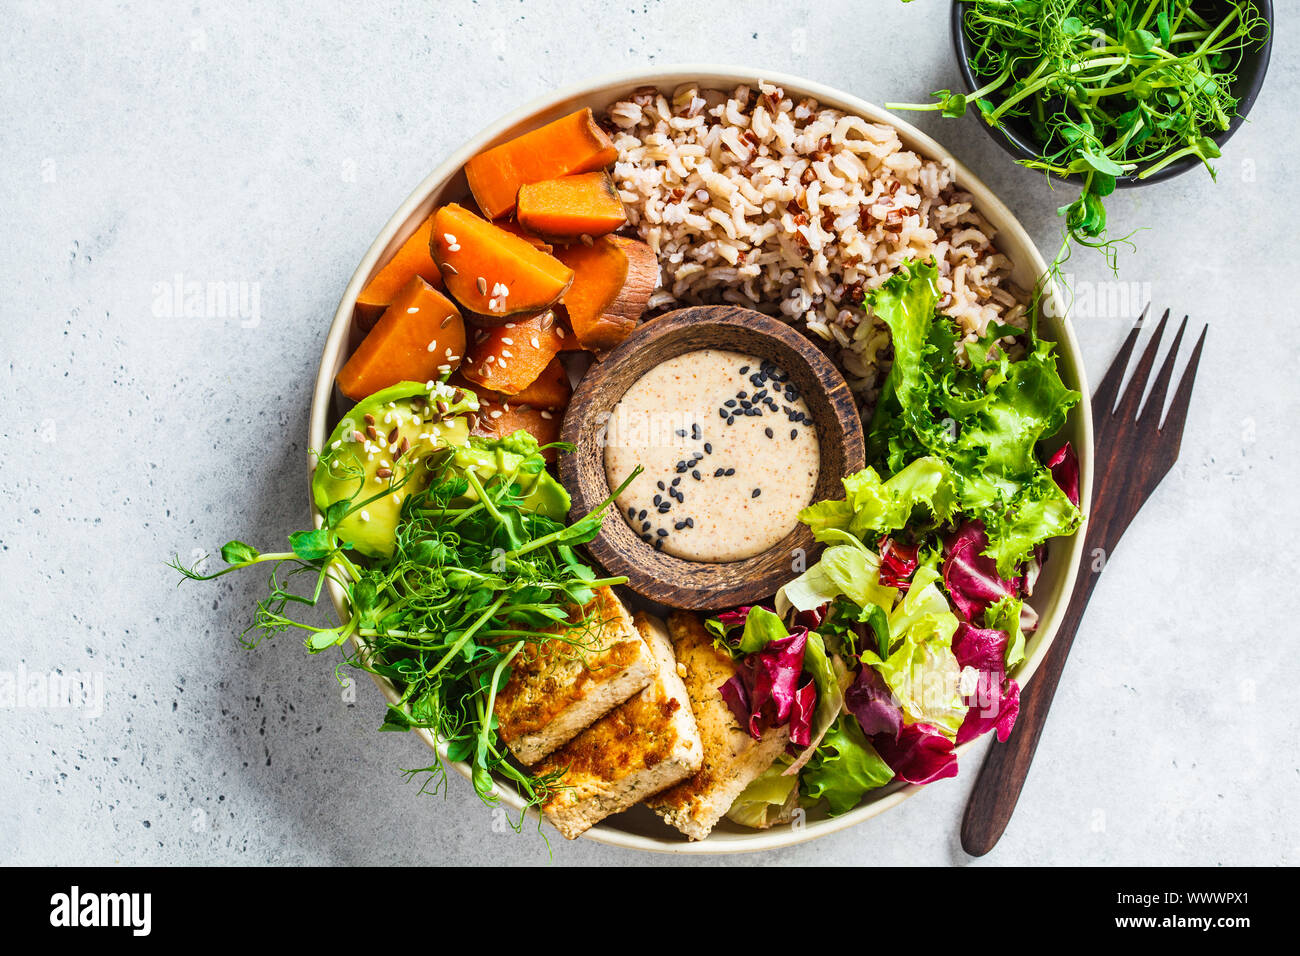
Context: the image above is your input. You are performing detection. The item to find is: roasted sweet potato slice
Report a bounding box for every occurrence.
[555,236,658,352]
[471,400,563,461]
[337,276,466,400]
[516,171,627,241]
[460,312,568,396]
[355,214,443,331]
[497,219,554,254]
[464,108,618,221]
[431,204,574,322]
[452,355,570,411]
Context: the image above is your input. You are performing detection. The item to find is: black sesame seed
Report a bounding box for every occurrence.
[692,469,701,480]
[671,477,681,486]
[657,480,665,491]
[657,528,668,537]
[692,424,702,440]
[658,503,671,513]
[752,488,761,498]
[675,428,686,438]
[684,517,695,528]
[674,520,686,531]
[739,365,749,374]
[628,506,635,518]
[638,509,647,520]
[726,416,735,426]
[725,467,736,476]
[724,399,736,408]
[718,408,728,419]
[653,494,662,506]
[737,391,747,399]
[703,442,712,454]
[641,521,651,532]
[653,539,663,550]
[791,429,798,439]
[739,400,751,410]
[765,427,773,438]
[714,468,725,477]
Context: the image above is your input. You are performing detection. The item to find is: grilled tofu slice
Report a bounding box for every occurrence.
[646,609,790,841]
[493,586,654,766]
[534,612,703,839]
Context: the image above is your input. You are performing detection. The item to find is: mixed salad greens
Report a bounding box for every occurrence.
[705,259,1083,823]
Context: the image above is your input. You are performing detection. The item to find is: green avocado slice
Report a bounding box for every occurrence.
[312,381,477,558]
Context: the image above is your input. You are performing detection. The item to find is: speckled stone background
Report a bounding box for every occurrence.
[2,0,1296,866]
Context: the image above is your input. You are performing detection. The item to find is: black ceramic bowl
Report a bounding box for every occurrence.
[951,0,1273,188]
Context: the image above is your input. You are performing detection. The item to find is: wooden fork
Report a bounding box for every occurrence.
[960,308,1207,856]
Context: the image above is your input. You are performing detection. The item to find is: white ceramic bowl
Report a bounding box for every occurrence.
[308,65,1093,854]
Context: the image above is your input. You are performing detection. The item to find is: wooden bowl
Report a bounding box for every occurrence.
[558,305,865,610]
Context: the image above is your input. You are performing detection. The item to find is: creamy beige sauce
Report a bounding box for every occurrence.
[604,349,820,563]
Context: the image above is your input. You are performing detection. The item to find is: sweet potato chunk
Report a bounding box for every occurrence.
[556,236,658,352]
[516,171,627,241]
[471,400,563,461]
[337,276,466,401]
[454,356,570,411]
[497,219,555,254]
[432,204,574,321]
[460,312,567,396]
[355,214,443,331]
[464,108,618,221]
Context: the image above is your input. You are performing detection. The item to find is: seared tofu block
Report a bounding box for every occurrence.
[534,612,703,840]
[646,610,790,841]
[494,586,654,766]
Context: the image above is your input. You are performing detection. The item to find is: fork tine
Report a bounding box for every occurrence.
[1092,304,1148,417]
[1158,324,1207,442]
[1138,315,1187,423]
[1114,309,1170,421]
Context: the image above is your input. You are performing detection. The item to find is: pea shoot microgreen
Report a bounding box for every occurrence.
[174,438,640,830]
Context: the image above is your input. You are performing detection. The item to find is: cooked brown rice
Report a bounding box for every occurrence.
[605,81,1028,402]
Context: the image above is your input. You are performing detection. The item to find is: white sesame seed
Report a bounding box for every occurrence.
[540,410,553,420]
[489,410,503,419]
[501,349,513,359]
[427,341,437,351]
[500,337,513,345]
[498,359,508,369]
[330,440,341,450]
[407,306,419,314]
[504,322,515,329]
[485,355,495,364]
[359,510,370,522]
[530,336,540,348]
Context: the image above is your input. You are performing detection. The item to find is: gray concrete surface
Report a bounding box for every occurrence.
[2,0,1296,866]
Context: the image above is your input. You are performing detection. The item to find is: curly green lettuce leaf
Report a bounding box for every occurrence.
[863,259,1082,576]
[799,457,958,543]
[801,716,895,816]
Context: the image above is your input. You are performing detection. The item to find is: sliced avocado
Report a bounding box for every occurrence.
[449,439,570,519]
[312,381,478,557]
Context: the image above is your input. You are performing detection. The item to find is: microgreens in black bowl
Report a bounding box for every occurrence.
[891,0,1271,270]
